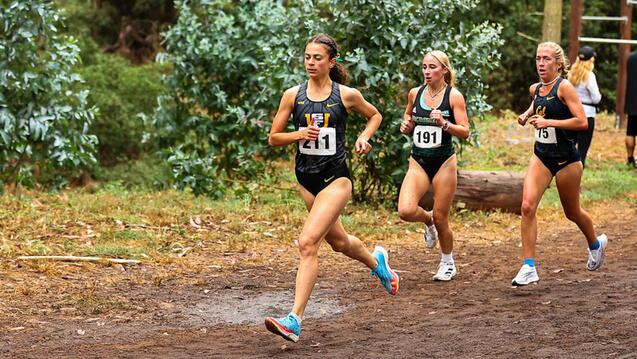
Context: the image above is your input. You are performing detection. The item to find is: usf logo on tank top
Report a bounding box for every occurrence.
[292,81,348,174]
[299,113,336,155]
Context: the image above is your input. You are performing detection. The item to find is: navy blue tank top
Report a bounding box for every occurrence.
[292,81,347,174]
[532,77,578,158]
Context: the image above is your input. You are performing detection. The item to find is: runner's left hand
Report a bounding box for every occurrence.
[430,109,444,127]
[355,136,372,154]
[529,115,550,129]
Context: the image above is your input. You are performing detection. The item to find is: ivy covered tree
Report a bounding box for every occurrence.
[0,1,98,189]
[153,0,502,201]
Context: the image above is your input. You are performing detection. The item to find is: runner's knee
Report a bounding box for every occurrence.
[520,200,538,218]
[563,207,581,222]
[398,204,419,222]
[432,212,449,228]
[297,234,319,258]
[327,236,348,253]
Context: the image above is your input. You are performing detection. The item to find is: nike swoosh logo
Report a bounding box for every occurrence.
[558,161,567,165]
[297,101,305,105]
[326,103,338,108]
[323,175,335,183]
[547,96,555,100]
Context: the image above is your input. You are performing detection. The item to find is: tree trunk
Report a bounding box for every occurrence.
[567,0,583,65]
[420,170,525,214]
[542,0,563,43]
[616,0,633,129]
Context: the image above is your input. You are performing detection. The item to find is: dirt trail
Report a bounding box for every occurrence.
[2,214,637,358]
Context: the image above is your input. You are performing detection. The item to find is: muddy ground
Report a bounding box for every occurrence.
[2,209,636,359]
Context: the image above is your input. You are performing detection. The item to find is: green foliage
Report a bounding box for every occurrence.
[473,0,543,112]
[313,0,502,201]
[77,53,167,164]
[91,156,172,190]
[153,0,502,201]
[54,0,102,65]
[150,0,308,199]
[0,1,98,189]
[477,0,637,113]
[56,0,176,64]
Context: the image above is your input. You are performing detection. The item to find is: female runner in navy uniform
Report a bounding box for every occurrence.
[511,42,608,286]
[265,34,399,342]
[398,51,470,281]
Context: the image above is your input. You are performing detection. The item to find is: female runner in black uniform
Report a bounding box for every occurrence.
[398,51,470,281]
[511,42,608,286]
[265,34,399,342]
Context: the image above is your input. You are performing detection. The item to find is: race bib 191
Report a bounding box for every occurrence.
[413,125,442,148]
[299,127,336,155]
[535,127,557,144]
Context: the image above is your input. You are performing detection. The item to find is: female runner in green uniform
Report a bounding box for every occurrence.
[398,51,470,281]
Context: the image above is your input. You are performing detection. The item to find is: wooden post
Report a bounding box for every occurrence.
[617,0,633,129]
[568,0,584,64]
[542,0,563,42]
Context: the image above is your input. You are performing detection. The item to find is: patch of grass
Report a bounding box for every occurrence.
[0,113,633,267]
[88,244,150,258]
[75,295,133,315]
[26,240,52,255]
[465,112,636,206]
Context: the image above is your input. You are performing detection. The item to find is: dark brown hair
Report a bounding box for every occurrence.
[306,34,349,85]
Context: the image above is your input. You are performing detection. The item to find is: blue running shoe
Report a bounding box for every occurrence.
[371,245,399,295]
[265,312,301,342]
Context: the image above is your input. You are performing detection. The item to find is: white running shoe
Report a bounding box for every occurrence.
[433,261,457,281]
[424,223,438,249]
[587,234,608,271]
[511,264,539,286]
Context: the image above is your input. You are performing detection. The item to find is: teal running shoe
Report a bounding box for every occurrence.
[265,312,301,342]
[371,245,400,295]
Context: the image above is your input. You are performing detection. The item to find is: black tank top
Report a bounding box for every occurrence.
[411,85,455,158]
[292,81,347,174]
[532,77,577,157]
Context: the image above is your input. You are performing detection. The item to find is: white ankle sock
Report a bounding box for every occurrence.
[441,253,453,263]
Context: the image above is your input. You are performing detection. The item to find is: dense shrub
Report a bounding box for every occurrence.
[152,0,502,201]
[0,1,98,189]
[77,53,167,164]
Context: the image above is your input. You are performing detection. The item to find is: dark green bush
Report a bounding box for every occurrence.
[77,53,167,164]
[0,1,98,189]
[91,156,172,190]
[152,0,502,201]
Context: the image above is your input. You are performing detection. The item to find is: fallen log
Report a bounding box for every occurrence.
[17,256,141,265]
[420,170,525,214]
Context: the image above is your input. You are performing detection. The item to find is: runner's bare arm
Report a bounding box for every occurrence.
[268,87,320,146]
[400,87,418,134]
[518,84,537,126]
[446,88,470,140]
[342,86,382,154]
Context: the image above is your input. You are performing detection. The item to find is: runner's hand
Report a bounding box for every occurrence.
[400,117,414,134]
[355,136,372,154]
[430,109,444,127]
[300,125,320,141]
[529,115,549,129]
[518,112,529,126]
